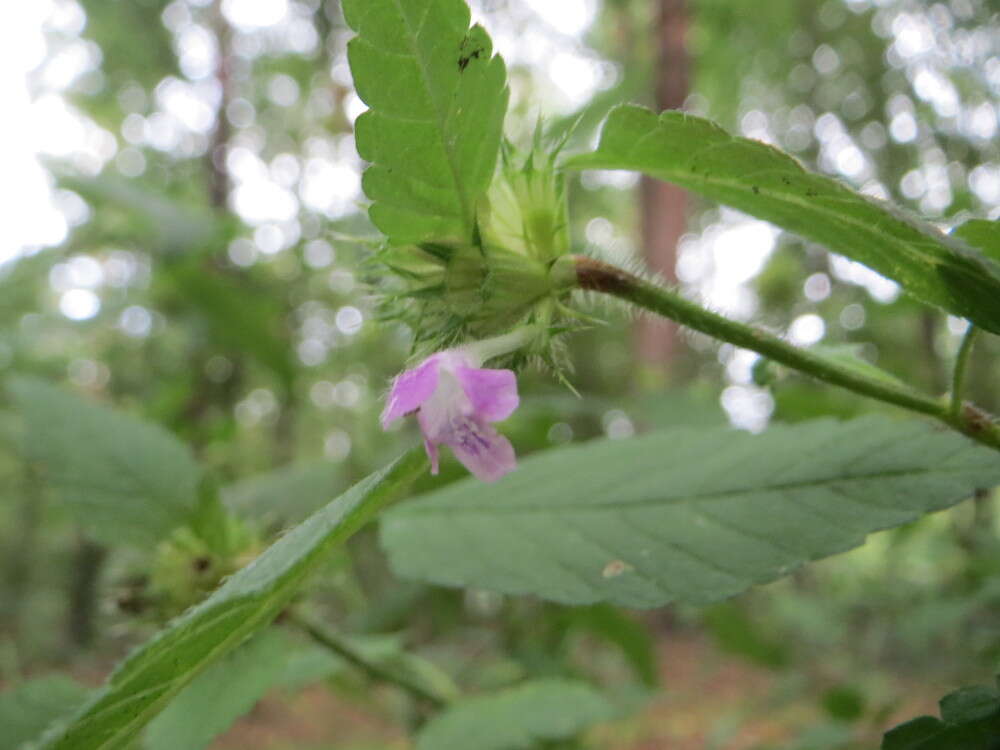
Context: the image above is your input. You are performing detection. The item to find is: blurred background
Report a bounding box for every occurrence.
[2,0,1000,748]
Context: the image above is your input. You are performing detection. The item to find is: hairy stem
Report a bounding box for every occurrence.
[571,255,1000,451]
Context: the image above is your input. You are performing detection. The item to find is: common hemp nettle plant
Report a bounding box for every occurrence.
[349,0,1000,475]
[13,0,1000,749]
[373,141,578,478]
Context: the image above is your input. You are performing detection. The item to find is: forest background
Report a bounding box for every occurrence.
[2,0,1000,748]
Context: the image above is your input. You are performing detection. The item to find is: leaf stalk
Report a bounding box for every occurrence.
[289,611,453,709]
[950,325,980,421]
[571,255,1000,452]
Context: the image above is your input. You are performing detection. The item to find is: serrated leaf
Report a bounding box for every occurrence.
[381,416,1000,609]
[882,683,1000,749]
[344,0,509,245]
[414,679,613,750]
[32,449,426,750]
[565,106,1000,333]
[7,377,201,547]
[143,629,289,750]
[221,461,343,525]
[0,676,89,750]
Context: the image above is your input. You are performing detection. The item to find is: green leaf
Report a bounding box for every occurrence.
[882,683,1000,749]
[344,0,509,245]
[323,630,461,705]
[565,106,1000,334]
[565,605,658,687]
[381,416,1000,609]
[821,685,866,721]
[953,219,1000,264]
[33,449,426,750]
[75,0,177,129]
[162,262,296,389]
[221,461,344,525]
[808,345,908,389]
[702,602,790,669]
[414,679,613,750]
[756,344,907,391]
[143,629,290,750]
[58,173,219,253]
[7,377,201,547]
[0,676,88,750]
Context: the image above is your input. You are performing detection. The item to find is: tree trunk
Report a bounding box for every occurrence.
[66,536,107,651]
[636,0,689,380]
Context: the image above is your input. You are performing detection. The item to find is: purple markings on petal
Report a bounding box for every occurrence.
[455,366,519,423]
[380,355,440,429]
[446,417,517,482]
[381,347,520,482]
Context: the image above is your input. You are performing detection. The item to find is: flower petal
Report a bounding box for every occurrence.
[455,366,519,423]
[380,355,440,429]
[416,368,473,443]
[443,417,517,482]
[423,437,441,475]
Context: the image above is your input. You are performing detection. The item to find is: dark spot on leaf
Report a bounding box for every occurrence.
[458,35,485,72]
[805,189,818,198]
[458,49,481,71]
[193,556,212,573]
[752,185,760,195]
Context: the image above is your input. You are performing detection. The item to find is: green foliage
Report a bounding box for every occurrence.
[566,604,658,687]
[343,0,509,246]
[7,377,201,547]
[162,261,296,389]
[0,676,89,750]
[954,220,1000,264]
[313,627,462,706]
[755,345,907,391]
[691,1,799,129]
[702,602,790,669]
[221,461,344,525]
[9,0,1000,746]
[381,416,1000,608]
[58,174,219,253]
[821,685,866,722]
[143,629,290,750]
[565,106,1000,334]
[414,679,613,750]
[75,0,177,127]
[149,492,261,616]
[33,449,426,750]
[0,252,58,324]
[882,682,1000,749]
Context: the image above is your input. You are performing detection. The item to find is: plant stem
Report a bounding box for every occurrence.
[950,325,980,420]
[289,611,452,708]
[464,325,540,363]
[571,255,1000,451]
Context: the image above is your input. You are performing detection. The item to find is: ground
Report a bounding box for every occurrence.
[212,632,939,749]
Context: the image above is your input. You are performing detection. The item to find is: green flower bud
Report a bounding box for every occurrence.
[149,513,260,617]
[375,139,575,353]
[479,142,570,263]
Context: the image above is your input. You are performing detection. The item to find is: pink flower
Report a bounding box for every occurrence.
[381,349,519,482]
